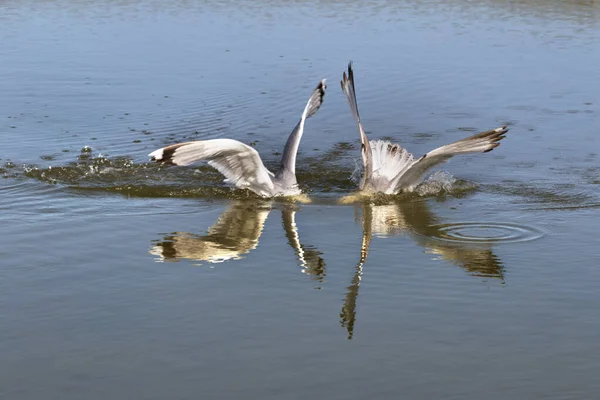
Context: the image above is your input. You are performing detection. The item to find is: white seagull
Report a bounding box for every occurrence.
[340,62,509,194]
[149,80,326,198]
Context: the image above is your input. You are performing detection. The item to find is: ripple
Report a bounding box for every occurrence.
[426,222,545,244]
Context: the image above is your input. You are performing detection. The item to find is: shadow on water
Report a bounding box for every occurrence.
[150,201,326,283]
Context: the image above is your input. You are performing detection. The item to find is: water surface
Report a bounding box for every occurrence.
[1,1,600,399]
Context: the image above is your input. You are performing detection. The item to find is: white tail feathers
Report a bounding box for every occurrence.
[369,140,415,194]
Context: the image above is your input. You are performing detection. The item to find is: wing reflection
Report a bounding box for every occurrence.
[150,201,272,264]
[341,200,505,339]
[375,200,505,279]
[150,202,325,275]
[281,206,327,283]
[340,204,372,340]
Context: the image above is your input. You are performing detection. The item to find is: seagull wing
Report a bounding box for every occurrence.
[391,126,508,192]
[277,79,327,178]
[149,138,275,197]
[341,62,373,189]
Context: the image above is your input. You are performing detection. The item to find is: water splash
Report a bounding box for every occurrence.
[415,170,471,196]
[12,144,482,201]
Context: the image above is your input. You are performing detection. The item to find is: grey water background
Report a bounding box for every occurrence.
[1,0,599,398]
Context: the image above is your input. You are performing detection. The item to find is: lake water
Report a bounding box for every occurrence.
[1,0,599,399]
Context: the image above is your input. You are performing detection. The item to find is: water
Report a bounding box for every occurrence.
[1,0,599,398]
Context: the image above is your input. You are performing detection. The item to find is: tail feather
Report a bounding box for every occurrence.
[369,140,415,194]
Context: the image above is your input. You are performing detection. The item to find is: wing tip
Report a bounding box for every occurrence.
[483,126,509,152]
[148,148,164,161]
[304,78,327,119]
[149,143,187,165]
[340,72,348,92]
[316,79,327,100]
[491,125,509,143]
[341,61,354,87]
[494,125,509,135]
[483,142,501,152]
[473,125,510,147]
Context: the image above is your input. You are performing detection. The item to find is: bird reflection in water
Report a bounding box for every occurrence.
[150,201,325,281]
[340,199,505,339]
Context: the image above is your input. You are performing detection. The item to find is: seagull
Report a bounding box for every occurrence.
[340,62,509,195]
[149,80,326,198]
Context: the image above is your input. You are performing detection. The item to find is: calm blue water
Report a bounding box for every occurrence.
[1,1,599,399]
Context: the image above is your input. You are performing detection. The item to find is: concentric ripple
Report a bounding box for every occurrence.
[427,222,545,244]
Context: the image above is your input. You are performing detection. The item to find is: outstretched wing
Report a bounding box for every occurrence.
[149,138,275,197]
[341,62,373,190]
[391,126,509,192]
[277,79,327,178]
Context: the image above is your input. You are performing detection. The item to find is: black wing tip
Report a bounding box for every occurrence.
[471,125,510,142]
[311,79,326,110]
[149,143,186,165]
[483,143,501,153]
[340,72,350,93]
[305,79,327,118]
[152,156,176,166]
[347,61,355,82]
[148,150,164,162]
[316,79,327,98]
[341,61,355,89]
[491,125,509,142]
[495,125,509,135]
[482,126,510,152]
